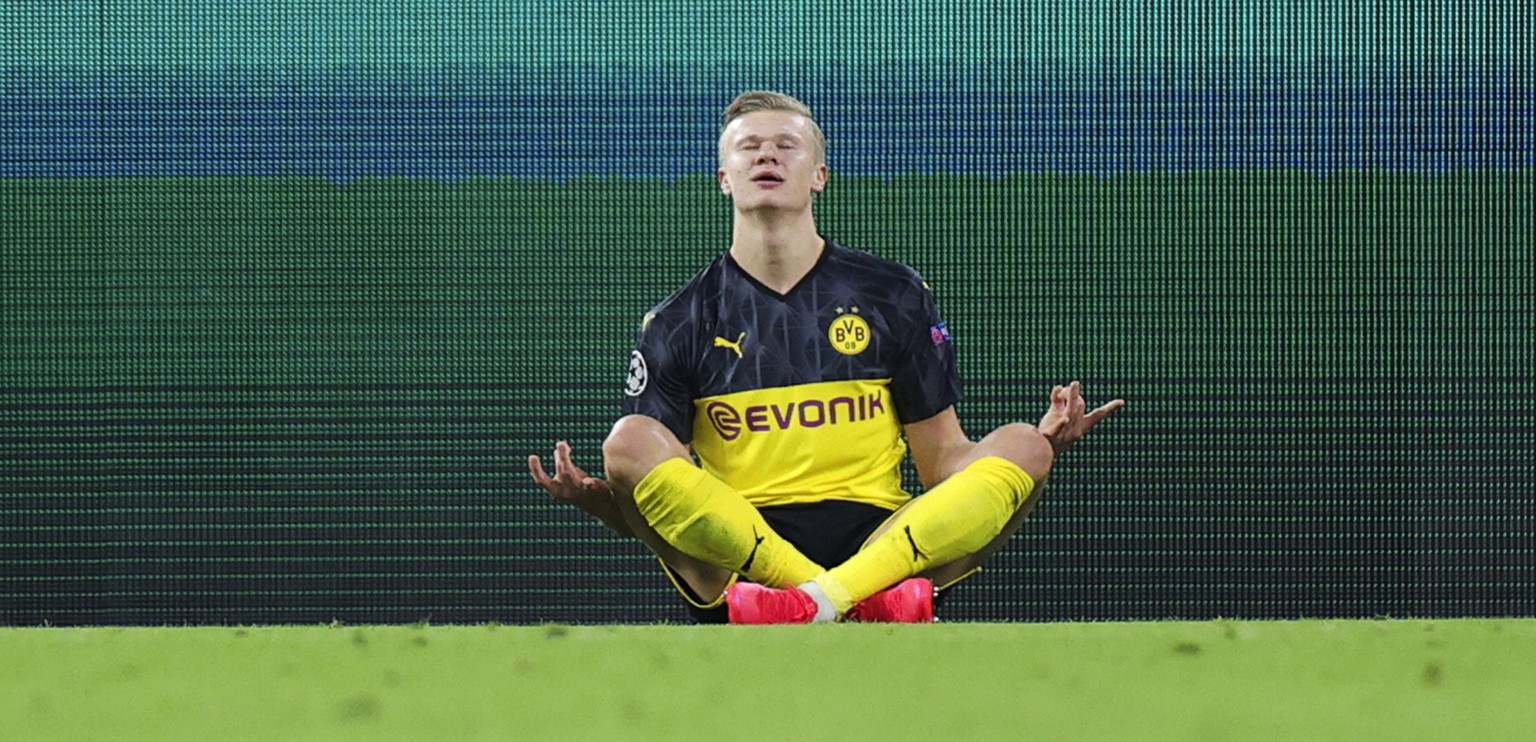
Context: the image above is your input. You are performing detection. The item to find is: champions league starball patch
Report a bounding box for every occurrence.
[624,350,648,396]
[930,322,951,345]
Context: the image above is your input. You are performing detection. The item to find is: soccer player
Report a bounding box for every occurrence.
[529,91,1124,623]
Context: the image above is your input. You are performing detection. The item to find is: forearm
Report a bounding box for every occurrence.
[551,481,636,538]
[583,491,636,538]
[915,422,1058,490]
[918,437,980,489]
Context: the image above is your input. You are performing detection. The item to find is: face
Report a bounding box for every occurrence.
[717,110,829,213]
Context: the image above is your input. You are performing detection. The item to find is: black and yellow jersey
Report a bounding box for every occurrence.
[621,239,960,510]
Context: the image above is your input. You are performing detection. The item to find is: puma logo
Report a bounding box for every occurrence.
[904,526,927,563]
[739,526,766,573]
[713,331,747,358]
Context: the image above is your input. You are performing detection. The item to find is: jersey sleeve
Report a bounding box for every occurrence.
[887,275,961,424]
[620,309,697,443]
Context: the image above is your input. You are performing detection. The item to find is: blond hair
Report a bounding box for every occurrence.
[718,90,827,163]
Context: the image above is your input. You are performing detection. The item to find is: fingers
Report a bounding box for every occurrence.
[1051,381,1124,426]
[1079,396,1126,438]
[1064,382,1119,411]
[532,442,586,492]
[1038,385,1068,436]
[1088,399,1127,421]
[1054,381,1085,422]
[551,441,584,479]
[554,441,572,473]
[528,454,553,486]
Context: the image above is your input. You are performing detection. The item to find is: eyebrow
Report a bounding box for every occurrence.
[735,132,802,146]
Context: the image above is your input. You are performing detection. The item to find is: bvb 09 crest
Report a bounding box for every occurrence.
[828,308,871,355]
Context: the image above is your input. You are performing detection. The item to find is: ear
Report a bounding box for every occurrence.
[717,168,732,196]
[812,163,830,194]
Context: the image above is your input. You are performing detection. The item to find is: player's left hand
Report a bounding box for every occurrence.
[1038,381,1124,453]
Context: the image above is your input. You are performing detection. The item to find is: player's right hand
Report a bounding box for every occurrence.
[528,441,632,536]
[528,440,610,503]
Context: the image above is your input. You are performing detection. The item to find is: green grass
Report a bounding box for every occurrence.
[4,619,1534,741]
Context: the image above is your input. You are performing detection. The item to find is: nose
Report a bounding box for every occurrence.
[754,143,780,163]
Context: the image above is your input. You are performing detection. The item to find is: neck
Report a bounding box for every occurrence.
[729,209,824,294]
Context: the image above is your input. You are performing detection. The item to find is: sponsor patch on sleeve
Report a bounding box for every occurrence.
[929,322,951,345]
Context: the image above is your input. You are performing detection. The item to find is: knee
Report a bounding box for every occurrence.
[983,422,1055,483]
[602,415,687,490]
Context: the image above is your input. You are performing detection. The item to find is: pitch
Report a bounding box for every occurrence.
[4,618,1533,740]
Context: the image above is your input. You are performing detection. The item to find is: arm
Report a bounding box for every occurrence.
[903,406,976,490]
[531,301,696,538]
[904,382,1125,489]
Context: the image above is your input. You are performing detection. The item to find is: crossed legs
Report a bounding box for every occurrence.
[602,414,1054,614]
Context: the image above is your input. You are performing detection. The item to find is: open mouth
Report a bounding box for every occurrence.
[751,173,785,187]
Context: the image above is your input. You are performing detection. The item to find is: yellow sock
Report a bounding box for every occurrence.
[631,457,825,589]
[815,456,1036,612]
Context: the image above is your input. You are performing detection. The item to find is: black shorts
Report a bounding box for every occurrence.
[665,499,955,624]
